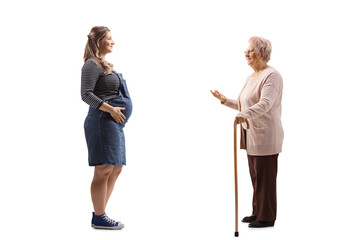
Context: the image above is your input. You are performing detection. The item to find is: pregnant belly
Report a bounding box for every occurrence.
[119,99,132,120]
[108,97,133,123]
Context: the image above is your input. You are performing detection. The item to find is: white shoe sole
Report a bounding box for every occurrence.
[91,224,125,230]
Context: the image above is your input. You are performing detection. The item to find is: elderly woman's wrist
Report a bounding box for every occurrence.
[220,97,227,104]
[239,112,249,119]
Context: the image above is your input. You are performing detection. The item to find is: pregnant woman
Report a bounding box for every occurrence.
[81,26,132,230]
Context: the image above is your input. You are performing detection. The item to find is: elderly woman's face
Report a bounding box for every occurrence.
[245,45,261,66]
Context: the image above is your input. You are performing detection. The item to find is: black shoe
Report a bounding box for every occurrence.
[242,215,256,223]
[248,220,275,228]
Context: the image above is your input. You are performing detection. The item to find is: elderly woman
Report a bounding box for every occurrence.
[211,36,283,228]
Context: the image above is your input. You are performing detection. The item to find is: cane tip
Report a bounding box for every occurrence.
[235,232,239,237]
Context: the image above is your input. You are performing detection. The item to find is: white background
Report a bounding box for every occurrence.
[1,0,359,239]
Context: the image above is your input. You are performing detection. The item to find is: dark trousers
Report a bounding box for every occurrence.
[247,154,278,221]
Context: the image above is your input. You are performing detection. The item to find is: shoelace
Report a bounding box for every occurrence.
[102,214,117,225]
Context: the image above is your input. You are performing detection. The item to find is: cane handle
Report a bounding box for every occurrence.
[234,117,250,129]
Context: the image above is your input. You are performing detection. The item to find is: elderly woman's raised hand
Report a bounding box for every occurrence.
[210,90,227,103]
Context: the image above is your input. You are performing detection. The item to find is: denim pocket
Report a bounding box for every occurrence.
[84,112,92,129]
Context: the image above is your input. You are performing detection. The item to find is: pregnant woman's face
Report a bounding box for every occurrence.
[100,31,115,56]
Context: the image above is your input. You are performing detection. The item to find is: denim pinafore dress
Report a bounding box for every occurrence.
[84,73,132,166]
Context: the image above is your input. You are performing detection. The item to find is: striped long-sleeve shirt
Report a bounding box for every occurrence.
[81,59,120,109]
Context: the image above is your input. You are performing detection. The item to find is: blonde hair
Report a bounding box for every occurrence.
[84,26,114,74]
[249,36,272,63]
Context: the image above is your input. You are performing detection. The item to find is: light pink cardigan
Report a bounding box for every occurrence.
[224,66,284,156]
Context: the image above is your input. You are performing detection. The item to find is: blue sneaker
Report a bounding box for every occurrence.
[91,212,124,230]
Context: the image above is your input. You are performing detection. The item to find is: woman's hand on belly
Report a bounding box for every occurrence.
[110,107,126,123]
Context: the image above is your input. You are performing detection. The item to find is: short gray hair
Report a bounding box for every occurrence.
[249,36,272,63]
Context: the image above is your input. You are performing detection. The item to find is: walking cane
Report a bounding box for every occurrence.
[233,117,250,237]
